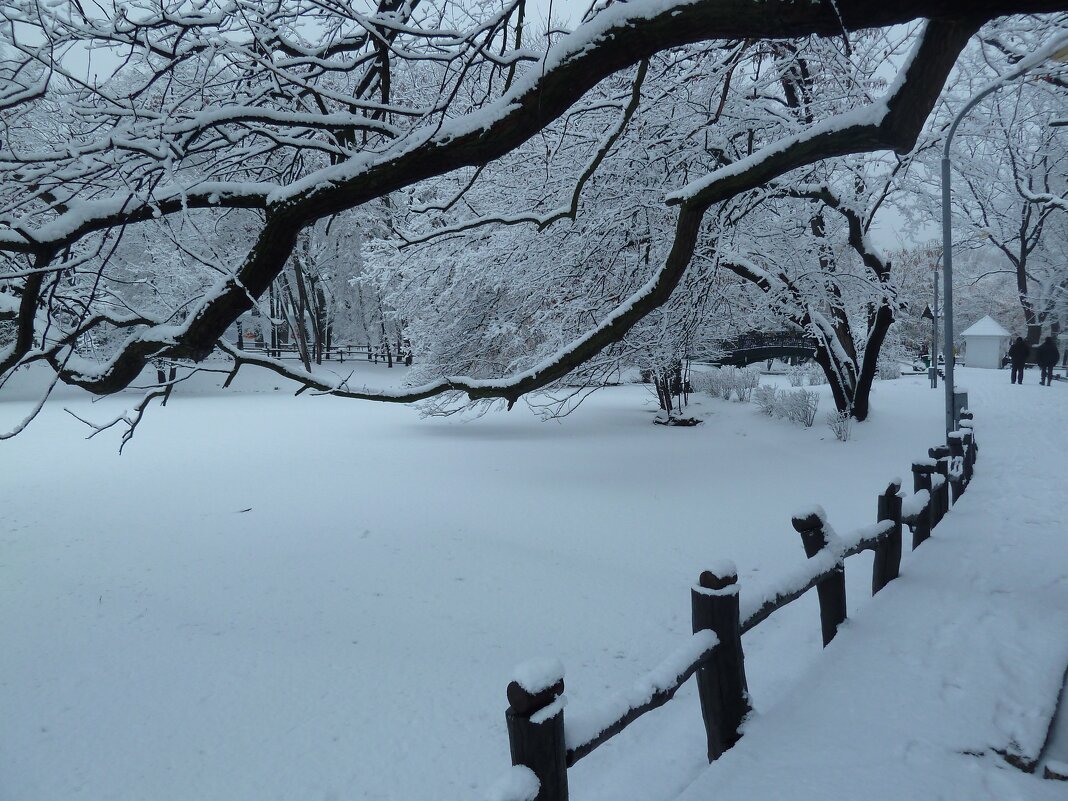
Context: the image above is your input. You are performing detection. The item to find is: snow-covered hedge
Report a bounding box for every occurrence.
[754,386,819,427]
[697,366,760,401]
[714,374,819,428]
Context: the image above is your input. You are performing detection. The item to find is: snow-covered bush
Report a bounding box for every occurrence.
[877,360,901,380]
[698,366,759,403]
[703,369,730,399]
[689,371,714,396]
[731,367,760,401]
[787,365,806,387]
[826,410,853,441]
[806,364,827,386]
[778,388,819,427]
[754,385,778,415]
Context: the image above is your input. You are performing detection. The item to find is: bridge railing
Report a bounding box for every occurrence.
[236,342,413,366]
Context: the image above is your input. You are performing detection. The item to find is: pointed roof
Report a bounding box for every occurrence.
[961,315,1011,338]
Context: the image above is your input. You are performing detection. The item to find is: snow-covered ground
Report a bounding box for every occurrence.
[1,365,1064,800]
[677,369,1068,801]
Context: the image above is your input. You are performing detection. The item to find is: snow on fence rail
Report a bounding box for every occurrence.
[498,411,979,801]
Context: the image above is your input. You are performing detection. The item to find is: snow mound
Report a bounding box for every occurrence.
[485,766,539,801]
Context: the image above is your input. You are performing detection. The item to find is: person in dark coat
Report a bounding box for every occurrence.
[1008,336,1029,384]
[1036,336,1060,386]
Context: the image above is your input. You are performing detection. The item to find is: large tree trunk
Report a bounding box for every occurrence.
[809,300,894,422]
[850,304,895,422]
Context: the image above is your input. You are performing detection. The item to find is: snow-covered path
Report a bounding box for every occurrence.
[677,376,1068,801]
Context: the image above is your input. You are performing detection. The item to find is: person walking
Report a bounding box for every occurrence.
[1036,336,1060,386]
[1008,336,1030,384]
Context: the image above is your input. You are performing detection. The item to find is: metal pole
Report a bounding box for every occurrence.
[941,156,954,436]
[931,265,938,389]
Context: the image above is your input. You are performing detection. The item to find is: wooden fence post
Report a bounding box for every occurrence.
[872,481,903,595]
[911,461,935,548]
[791,511,846,646]
[691,566,751,762]
[958,411,977,461]
[961,429,975,482]
[947,434,965,502]
[929,445,951,520]
[505,673,568,801]
[952,392,969,430]
[959,418,977,465]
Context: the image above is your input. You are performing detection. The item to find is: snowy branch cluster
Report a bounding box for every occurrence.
[1,1,1066,436]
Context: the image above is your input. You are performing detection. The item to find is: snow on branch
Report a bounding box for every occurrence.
[0,1,1054,414]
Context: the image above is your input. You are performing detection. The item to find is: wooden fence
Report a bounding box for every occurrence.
[503,411,979,801]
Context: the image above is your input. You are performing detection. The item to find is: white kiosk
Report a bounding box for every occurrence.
[961,316,1011,369]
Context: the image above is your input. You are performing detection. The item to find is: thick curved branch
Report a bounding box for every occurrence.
[58,16,982,401]
[6,5,1051,404]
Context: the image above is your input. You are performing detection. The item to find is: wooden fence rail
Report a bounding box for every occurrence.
[502,414,980,801]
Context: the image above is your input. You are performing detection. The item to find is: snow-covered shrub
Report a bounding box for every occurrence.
[787,365,806,387]
[754,385,777,415]
[698,367,759,402]
[689,371,714,396]
[806,364,827,386]
[877,360,901,380]
[732,367,760,402]
[704,369,730,399]
[826,409,853,441]
[779,388,819,427]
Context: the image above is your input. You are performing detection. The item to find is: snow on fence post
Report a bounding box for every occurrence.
[505,664,568,801]
[947,434,966,502]
[961,429,975,483]
[928,446,951,521]
[791,511,847,646]
[872,481,903,595]
[952,391,969,431]
[959,413,977,471]
[910,461,935,548]
[958,411,977,456]
[691,566,750,762]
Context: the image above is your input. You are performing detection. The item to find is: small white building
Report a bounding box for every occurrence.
[961,316,1011,369]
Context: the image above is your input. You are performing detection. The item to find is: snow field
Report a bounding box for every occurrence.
[0,366,1025,801]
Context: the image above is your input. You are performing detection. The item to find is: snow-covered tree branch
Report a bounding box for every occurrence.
[2,0,1066,427]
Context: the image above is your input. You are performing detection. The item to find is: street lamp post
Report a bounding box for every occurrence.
[932,263,939,389]
[940,38,1068,437]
